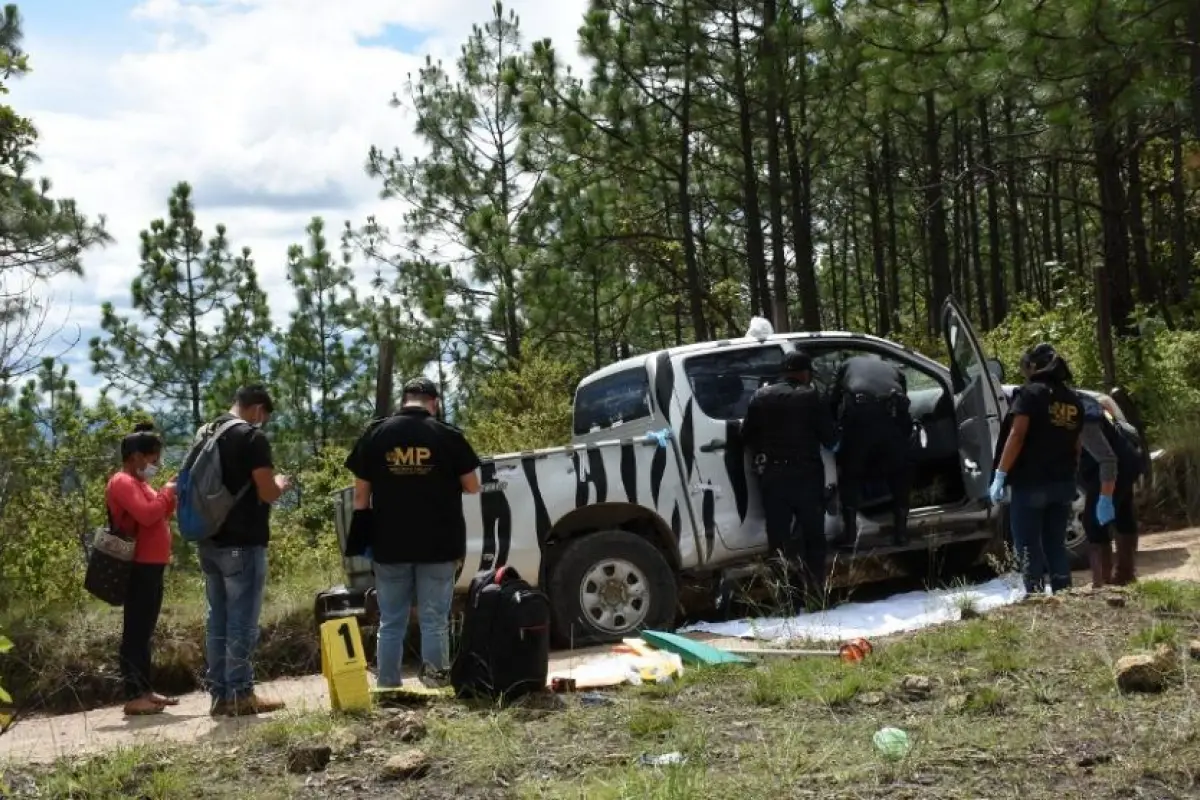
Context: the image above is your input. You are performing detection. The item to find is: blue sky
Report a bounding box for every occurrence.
[13,0,587,404]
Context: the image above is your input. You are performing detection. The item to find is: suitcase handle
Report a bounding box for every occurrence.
[494,566,508,585]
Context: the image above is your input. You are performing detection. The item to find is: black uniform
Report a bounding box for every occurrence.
[829,356,912,546]
[742,351,837,610]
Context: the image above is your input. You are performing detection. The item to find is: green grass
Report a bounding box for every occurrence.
[1131,579,1200,617]
[6,583,1200,799]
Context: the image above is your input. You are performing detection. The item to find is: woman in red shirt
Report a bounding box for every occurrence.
[106,422,178,716]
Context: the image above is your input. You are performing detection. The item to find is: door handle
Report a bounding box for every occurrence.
[700,438,727,453]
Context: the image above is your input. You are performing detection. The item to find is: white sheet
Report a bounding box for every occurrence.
[678,574,1028,645]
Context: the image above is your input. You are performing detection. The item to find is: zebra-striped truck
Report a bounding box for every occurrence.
[316,296,1145,646]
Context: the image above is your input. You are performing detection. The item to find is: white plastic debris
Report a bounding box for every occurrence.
[746,316,774,339]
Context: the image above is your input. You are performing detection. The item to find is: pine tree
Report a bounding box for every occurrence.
[16,357,80,449]
[363,1,543,380]
[0,4,109,381]
[274,217,366,451]
[89,182,252,429]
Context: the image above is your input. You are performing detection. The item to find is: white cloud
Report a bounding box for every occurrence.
[14,0,590,397]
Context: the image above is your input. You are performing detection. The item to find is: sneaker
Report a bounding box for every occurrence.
[226,692,287,717]
[418,666,450,690]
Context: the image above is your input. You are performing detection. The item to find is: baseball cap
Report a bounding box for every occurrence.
[401,377,439,399]
[1020,342,1057,372]
[782,351,813,373]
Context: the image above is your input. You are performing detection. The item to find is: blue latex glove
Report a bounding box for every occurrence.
[364,546,374,562]
[988,471,1007,504]
[829,441,841,455]
[1096,495,1116,526]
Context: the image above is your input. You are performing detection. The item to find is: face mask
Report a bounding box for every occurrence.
[139,463,160,480]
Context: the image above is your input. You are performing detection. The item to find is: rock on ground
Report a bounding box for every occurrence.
[1115,644,1179,694]
[382,748,431,780]
[382,711,428,742]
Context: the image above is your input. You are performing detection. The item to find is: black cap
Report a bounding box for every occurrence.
[782,351,813,373]
[401,377,439,399]
[1021,342,1057,372]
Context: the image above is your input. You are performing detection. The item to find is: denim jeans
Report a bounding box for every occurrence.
[1009,480,1076,594]
[199,544,268,701]
[373,561,457,688]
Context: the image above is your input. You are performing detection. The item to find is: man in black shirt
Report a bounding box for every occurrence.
[830,355,913,548]
[742,350,838,611]
[345,377,481,689]
[198,385,290,717]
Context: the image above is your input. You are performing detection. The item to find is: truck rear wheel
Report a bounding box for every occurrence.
[547,530,678,647]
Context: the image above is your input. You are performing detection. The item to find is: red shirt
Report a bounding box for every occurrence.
[105,472,177,565]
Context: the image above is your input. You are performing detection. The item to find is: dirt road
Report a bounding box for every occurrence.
[3,527,1199,766]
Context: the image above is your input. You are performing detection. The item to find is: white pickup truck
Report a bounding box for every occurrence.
[317,297,1146,645]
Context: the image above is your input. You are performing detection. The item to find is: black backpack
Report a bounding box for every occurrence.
[450,566,551,703]
[1104,415,1146,482]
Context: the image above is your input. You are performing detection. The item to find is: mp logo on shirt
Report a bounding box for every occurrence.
[386,446,434,475]
[1049,401,1079,429]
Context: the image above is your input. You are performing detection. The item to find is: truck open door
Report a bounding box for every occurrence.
[941,296,1006,505]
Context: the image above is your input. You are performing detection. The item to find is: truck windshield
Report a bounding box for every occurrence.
[574,367,652,435]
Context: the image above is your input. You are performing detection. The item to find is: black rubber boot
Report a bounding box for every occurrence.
[834,509,857,549]
[892,507,909,547]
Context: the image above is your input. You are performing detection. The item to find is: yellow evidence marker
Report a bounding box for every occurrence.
[319,617,371,711]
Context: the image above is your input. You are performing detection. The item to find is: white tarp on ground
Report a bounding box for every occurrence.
[678,574,1028,645]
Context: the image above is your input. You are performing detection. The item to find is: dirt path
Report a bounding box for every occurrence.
[4,527,1199,766]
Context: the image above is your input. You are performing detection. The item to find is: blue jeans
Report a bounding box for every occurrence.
[373,561,456,688]
[1009,480,1075,594]
[199,545,268,701]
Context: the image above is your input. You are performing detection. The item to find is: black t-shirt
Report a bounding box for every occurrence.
[209,413,275,548]
[1007,379,1084,488]
[742,379,837,468]
[345,407,481,564]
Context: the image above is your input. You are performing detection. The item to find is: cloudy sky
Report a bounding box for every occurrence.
[14,0,589,402]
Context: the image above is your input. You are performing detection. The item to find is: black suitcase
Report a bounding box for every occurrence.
[451,566,551,703]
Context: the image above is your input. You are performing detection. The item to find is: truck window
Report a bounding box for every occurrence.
[809,347,942,396]
[573,367,652,435]
[684,346,784,420]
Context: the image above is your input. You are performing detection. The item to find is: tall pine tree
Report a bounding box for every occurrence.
[89,182,253,429]
[274,217,366,451]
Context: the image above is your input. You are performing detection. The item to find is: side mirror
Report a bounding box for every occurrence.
[986,358,1005,382]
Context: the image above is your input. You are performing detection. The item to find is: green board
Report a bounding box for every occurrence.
[641,630,752,666]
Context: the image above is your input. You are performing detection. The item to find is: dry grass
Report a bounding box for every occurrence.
[5,582,1200,799]
[0,557,343,716]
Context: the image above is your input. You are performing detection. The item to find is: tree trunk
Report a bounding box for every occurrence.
[950,111,967,305]
[779,12,820,330]
[1171,125,1191,310]
[1002,98,1025,299]
[964,126,990,327]
[1050,159,1066,263]
[866,151,890,335]
[1189,4,1200,141]
[1125,117,1157,310]
[676,1,709,342]
[729,0,771,317]
[761,0,789,332]
[978,100,1006,324]
[882,126,902,332]
[1089,87,1135,333]
[924,92,952,333]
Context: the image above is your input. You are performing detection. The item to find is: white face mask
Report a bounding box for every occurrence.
[139,463,160,480]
